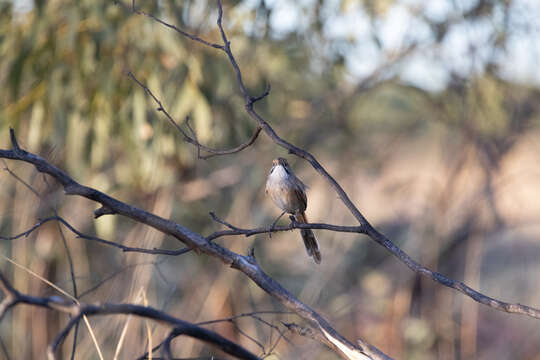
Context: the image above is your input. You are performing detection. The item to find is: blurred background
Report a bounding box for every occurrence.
[1,0,540,359]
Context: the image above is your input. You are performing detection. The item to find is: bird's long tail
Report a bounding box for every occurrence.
[295,211,321,264]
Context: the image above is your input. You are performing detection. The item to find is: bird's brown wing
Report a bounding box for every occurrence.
[294,185,307,212]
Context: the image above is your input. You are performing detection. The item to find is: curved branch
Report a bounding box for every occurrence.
[0,215,190,256]
[128,0,540,321]
[207,212,540,318]
[0,273,258,360]
[126,1,223,50]
[0,129,380,360]
[138,311,294,360]
[127,71,263,160]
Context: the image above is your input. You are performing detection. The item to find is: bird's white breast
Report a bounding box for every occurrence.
[267,165,289,184]
[266,165,299,212]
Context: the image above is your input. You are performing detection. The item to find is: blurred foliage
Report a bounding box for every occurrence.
[1,0,540,359]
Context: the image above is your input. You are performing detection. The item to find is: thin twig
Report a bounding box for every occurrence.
[127,71,263,159]
[139,310,294,359]
[124,1,223,49]
[79,260,164,299]
[0,215,190,256]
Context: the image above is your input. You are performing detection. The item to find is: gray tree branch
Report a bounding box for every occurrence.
[122,0,540,320]
[0,129,381,360]
[0,273,259,360]
[127,71,263,160]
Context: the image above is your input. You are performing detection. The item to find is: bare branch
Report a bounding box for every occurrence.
[207,212,540,319]
[121,1,223,49]
[0,131,382,359]
[138,311,295,359]
[2,159,40,197]
[198,126,262,159]
[9,128,20,152]
[250,83,271,104]
[207,211,367,241]
[0,215,190,256]
[126,71,192,139]
[129,0,540,322]
[2,1,538,359]
[0,273,18,321]
[196,310,292,326]
[94,206,116,218]
[79,260,162,299]
[127,71,262,159]
[0,272,258,360]
[283,322,392,360]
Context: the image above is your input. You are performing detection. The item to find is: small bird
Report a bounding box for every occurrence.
[265,157,321,264]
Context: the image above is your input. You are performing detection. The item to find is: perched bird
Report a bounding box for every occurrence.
[265,157,321,264]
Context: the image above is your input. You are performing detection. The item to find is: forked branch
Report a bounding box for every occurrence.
[124,0,540,320]
[0,129,382,359]
[127,71,262,159]
[0,273,259,360]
